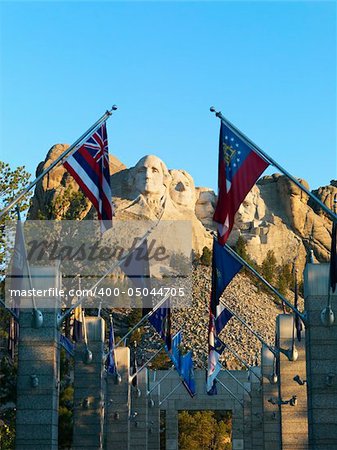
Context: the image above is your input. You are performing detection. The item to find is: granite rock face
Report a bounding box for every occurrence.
[228,174,333,272]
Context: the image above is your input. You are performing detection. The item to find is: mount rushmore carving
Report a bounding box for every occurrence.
[28,143,336,275]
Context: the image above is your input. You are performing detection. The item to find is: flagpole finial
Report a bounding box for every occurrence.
[209,106,222,119]
[107,105,118,116]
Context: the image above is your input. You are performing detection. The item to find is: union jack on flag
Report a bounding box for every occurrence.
[63,122,113,233]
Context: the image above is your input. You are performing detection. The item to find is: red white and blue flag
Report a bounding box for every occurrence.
[207,312,221,392]
[64,122,113,233]
[213,121,269,245]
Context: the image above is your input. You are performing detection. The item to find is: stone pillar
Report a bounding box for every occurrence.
[261,344,281,450]
[106,347,130,450]
[147,371,160,450]
[72,317,105,450]
[250,367,264,450]
[304,263,337,449]
[277,314,308,449]
[129,369,148,450]
[232,404,245,450]
[148,395,160,450]
[166,401,178,450]
[15,266,61,450]
[243,374,253,450]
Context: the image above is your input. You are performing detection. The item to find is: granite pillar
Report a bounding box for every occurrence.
[72,317,105,450]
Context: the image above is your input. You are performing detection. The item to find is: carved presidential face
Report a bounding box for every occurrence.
[134,155,168,198]
[169,169,196,209]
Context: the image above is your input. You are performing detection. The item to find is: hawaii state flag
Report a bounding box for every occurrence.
[213,121,269,245]
[64,122,113,233]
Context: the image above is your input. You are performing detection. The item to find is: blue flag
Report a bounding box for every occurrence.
[148,298,172,351]
[107,318,116,375]
[72,305,83,343]
[214,336,227,355]
[207,377,217,396]
[180,351,196,398]
[168,331,183,371]
[215,304,233,335]
[210,239,243,315]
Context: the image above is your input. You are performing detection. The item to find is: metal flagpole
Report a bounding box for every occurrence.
[224,342,262,382]
[0,106,117,219]
[210,107,337,223]
[224,243,307,324]
[216,377,244,408]
[219,364,251,397]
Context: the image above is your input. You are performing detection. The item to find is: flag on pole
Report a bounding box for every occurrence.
[207,312,222,393]
[329,215,337,293]
[148,297,172,351]
[210,239,242,315]
[214,336,227,355]
[207,378,218,396]
[215,304,233,335]
[168,331,183,371]
[213,121,269,245]
[8,316,18,360]
[63,122,113,233]
[180,351,196,397]
[9,211,29,301]
[72,305,83,343]
[107,317,117,375]
[7,210,30,357]
[294,272,303,342]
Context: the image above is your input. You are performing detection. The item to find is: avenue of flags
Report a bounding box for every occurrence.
[5,107,337,403]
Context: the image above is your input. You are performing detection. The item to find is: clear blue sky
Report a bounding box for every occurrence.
[0,1,336,192]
